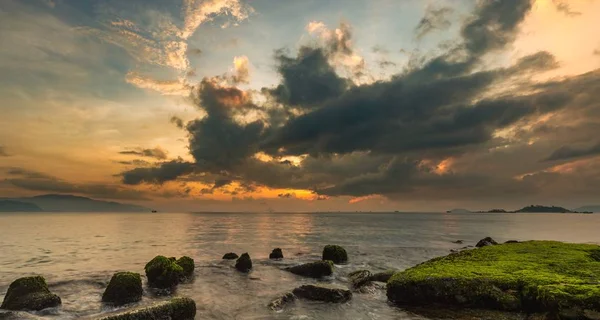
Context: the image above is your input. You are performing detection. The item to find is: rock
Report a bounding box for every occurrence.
[286,261,333,278]
[101,272,143,306]
[0,276,61,311]
[98,297,196,320]
[292,285,352,303]
[387,241,600,318]
[476,236,498,248]
[505,240,520,244]
[356,281,387,294]
[348,270,372,289]
[269,248,284,260]
[235,253,252,272]
[369,270,395,283]
[176,256,195,278]
[222,252,238,260]
[452,240,464,244]
[322,245,348,264]
[144,255,184,289]
[268,292,296,311]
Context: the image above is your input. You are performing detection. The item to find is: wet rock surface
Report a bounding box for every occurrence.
[0,276,61,311]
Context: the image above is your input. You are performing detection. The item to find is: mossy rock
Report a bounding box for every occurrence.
[369,270,395,283]
[286,261,333,278]
[235,253,252,272]
[102,272,143,306]
[98,297,196,320]
[144,255,184,289]
[175,256,195,278]
[387,241,600,318]
[322,245,348,264]
[0,276,61,311]
[476,236,498,248]
[222,252,238,260]
[269,248,284,260]
[292,285,352,303]
[348,270,372,289]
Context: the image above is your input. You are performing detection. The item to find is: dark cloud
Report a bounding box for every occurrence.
[170,116,185,129]
[552,0,581,17]
[544,142,600,162]
[415,6,453,40]
[117,159,151,166]
[0,146,9,156]
[119,147,168,160]
[121,159,195,185]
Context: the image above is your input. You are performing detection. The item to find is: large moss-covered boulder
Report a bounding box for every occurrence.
[102,272,143,306]
[144,255,184,289]
[348,270,372,289]
[387,241,600,319]
[292,285,352,303]
[222,252,238,260]
[175,256,195,278]
[98,297,196,320]
[269,248,284,260]
[322,245,348,264]
[286,261,333,278]
[0,276,61,311]
[235,253,252,272]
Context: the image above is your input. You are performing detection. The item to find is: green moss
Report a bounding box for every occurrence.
[98,297,196,320]
[102,272,143,306]
[1,276,61,311]
[387,241,600,317]
[144,256,184,289]
[322,245,348,264]
[175,256,195,278]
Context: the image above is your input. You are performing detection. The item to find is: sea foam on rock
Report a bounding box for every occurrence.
[286,261,333,278]
[322,245,348,264]
[97,297,196,320]
[0,276,61,311]
[102,272,143,306]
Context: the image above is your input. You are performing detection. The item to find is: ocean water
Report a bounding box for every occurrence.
[0,212,599,319]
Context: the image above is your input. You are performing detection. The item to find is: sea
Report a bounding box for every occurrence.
[1,212,599,320]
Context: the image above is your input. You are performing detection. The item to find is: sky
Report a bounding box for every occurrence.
[1,0,600,212]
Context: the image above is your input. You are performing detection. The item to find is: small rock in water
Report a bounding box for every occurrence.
[222,252,239,260]
[268,292,296,311]
[101,272,143,306]
[144,255,184,289]
[269,248,284,260]
[286,261,333,278]
[452,240,464,244]
[476,236,498,248]
[322,245,348,264]
[369,270,395,283]
[292,285,352,303]
[235,253,252,272]
[176,256,195,278]
[348,270,372,289]
[0,276,61,311]
[98,297,196,320]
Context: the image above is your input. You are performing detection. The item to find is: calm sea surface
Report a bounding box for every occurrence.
[0,212,599,319]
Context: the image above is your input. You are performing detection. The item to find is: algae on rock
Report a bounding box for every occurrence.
[322,245,348,264]
[176,256,195,278]
[102,272,143,306]
[97,297,196,320]
[0,276,61,311]
[144,255,184,289]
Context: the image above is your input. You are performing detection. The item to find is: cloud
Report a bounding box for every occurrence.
[119,147,168,160]
[117,159,152,166]
[552,0,581,17]
[125,72,191,96]
[415,6,453,39]
[544,142,600,162]
[121,159,195,185]
[170,116,185,129]
[231,55,250,84]
[0,146,9,157]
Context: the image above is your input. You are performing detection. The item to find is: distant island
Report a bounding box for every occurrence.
[468,205,595,214]
[0,194,150,212]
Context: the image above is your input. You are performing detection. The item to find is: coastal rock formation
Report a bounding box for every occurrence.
[387,241,600,319]
[286,261,333,278]
[235,253,252,272]
[0,276,61,311]
[369,270,395,283]
[98,297,196,320]
[101,272,143,306]
[144,255,184,289]
[222,252,238,260]
[267,292,296,311]
[475,236,498,247]
[348,270,372,289]
[176,256,195,278]
[292,285,352,303]
[269,248,284,260]
[322,245,348,264]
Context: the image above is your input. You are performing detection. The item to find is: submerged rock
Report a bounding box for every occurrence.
[176,256,195,278]
[268,292,296,311]
[452,240,464,244]
[98,297,196,320]
[286,261,333,278]
[292,285,352,303]
[102,272,143,306]
[235,253,252,272]
[387,241,600,319]
[144,255,184,289]
[222,252,238,260]
[348,270,372,289]
[0,276,61,311]
[322,245,348,264]
[476,236,498,247]
[369,270,395,283]
[269,248,284,260]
